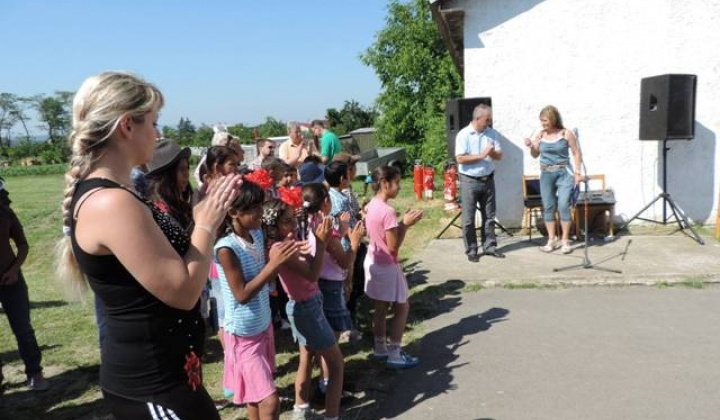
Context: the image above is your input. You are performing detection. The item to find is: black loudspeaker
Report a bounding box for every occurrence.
[446,97,492,159]
[639,74,697,140]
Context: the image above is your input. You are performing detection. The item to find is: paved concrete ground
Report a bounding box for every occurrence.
[409,232,720,286]
[342,233,720,420]
[372,286,720,420]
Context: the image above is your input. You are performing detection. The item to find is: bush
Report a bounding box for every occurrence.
[1,140,70,166]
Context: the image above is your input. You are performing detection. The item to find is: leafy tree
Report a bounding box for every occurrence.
[193,124,214,146]
[12,96,32,140]
[227,124,254,143]
[0,93,32,145]
[257,117,287,139]
[175,117,197,146]
[326,100,378,135]
[360,0,462,166]
[0,93,19,145]
[162,125,178,141]
[31,93,72,144]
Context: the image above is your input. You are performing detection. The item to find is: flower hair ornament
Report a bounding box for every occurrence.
[244,169,274,190]
[262,206,280,226]
[278,186,303,209]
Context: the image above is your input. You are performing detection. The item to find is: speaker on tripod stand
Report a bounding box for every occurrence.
[620,73,704,245]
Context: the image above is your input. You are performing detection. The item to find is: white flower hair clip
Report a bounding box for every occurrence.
[262,207,280,226]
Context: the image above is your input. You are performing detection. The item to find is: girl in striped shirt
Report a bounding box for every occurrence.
[214,180,297,420]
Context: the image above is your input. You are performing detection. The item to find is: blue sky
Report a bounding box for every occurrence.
[0,0,387,132]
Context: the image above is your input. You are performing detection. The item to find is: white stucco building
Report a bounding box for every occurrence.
[431,0,720,228]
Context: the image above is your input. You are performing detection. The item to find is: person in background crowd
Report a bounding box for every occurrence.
[145,140,194,231]
[57,71,240,420]
[454,103,505,263]
[250,138,275,170]
[279,122,318,169]
[524,105,582,254]
[260,157,288,199]
[277,162,296,188]
[195,128,245,186]
[131,164,149,198]
[331,152,366,336]
[298,158,325,185]
[311,120,342,164]
[0,178,49,392]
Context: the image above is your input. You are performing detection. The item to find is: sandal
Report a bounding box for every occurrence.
[561,243,572,254]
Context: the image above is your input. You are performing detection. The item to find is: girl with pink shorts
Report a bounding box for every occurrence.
[214,180,297,420]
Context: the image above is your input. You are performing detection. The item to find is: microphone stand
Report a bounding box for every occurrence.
[553,168,622,274]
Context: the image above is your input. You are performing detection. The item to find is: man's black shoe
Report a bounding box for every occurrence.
[484,250,505,259]
[467,254,480,263]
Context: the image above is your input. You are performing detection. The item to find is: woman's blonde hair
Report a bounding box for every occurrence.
[56,71,163,298]
[539,105,564,130]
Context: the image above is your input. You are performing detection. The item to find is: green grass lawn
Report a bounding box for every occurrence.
[0,173,466,420]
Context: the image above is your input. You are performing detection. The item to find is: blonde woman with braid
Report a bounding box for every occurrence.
[56,72,241,420]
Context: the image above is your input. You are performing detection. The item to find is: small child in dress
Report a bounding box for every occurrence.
[214,180,297,420]
[364,165,424,369]
[262,198,343,420]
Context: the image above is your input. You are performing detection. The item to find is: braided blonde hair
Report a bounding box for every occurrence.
[56,72,163,298]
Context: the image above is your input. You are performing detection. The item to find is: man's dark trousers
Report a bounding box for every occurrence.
[460,173,497,257]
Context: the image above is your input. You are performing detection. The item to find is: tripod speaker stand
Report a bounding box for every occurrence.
[553,175,622,274]
[436,206,512,239]
[618,139,704,245]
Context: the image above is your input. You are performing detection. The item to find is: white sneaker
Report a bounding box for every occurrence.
[291,408,322,420]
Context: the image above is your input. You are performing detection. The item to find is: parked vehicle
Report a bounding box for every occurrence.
[355,147,407,178]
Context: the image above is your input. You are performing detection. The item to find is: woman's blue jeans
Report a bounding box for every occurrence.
[540,169,573,222]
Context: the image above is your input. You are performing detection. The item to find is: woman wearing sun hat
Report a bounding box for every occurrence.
[146,140,194,231]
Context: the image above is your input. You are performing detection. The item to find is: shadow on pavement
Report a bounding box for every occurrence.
[342,302,509,420]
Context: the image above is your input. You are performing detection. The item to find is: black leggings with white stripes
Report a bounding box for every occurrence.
[102,385,220,420]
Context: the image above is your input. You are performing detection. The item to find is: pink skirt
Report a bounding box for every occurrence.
[222,324,277,404]
[364,252,408,303]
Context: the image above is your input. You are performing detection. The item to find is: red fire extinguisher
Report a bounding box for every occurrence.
[423,166,435,200]
[443,162,459,210]
[413,160,423,201]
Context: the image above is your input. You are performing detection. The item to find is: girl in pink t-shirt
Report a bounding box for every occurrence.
[261,198,344,420]
[363,165,423,369]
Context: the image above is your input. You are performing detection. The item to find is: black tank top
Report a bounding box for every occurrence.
[70,178,205,399]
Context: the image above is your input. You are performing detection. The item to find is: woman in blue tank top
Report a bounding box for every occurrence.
[524,105,583,254]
